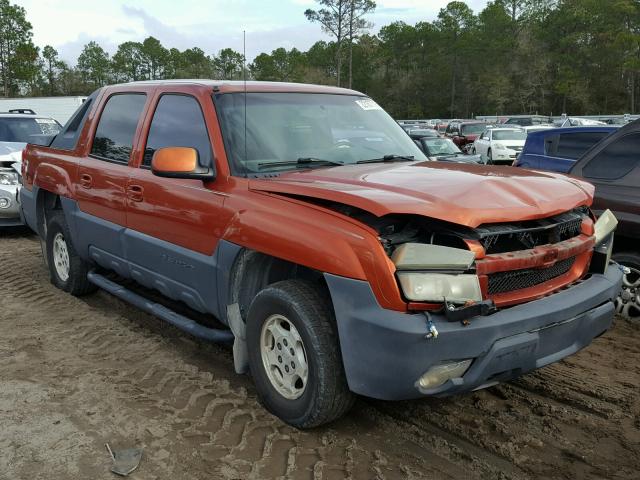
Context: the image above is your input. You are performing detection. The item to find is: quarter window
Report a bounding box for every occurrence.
[555,132,608,160]
[583,132,640,180]
[144,95,212,167]
[91,93,146,163]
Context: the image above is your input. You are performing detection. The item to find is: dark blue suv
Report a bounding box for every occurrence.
[513,126,617,173]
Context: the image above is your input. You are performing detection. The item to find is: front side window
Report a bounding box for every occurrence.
[215,93,426,175]
[144,95,212,167]
[583,133,640,180]
[91,93,146,163]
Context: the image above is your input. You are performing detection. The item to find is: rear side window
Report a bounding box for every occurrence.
[583,132,640,180]
[50,91,97,150]
[143,94,212,167]
[91,93,146,163]
[554,131,608,160]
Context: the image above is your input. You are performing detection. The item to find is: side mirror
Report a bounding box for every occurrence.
[151,147,215,180]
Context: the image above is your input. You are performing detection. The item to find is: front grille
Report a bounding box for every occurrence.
[475,208,586,254]
[487,257,576,295]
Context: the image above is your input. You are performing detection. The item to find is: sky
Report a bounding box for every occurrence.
[15,0,489,64]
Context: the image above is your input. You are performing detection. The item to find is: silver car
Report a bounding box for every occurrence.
[0,112,61,226]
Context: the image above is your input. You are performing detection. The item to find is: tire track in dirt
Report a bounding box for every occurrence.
[0,234,502,479]
[2,232,638,479]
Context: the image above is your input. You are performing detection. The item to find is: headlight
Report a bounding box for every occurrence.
[392,243,480,303]
[594,209,617,243]
[397,272,482,303]
[0,171,18,185]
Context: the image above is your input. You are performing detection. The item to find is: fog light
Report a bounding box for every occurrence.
[416,359,472,390]
[0,197,10,209]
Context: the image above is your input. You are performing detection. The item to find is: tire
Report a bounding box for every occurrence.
[487,148,493,164]
[612,251,640,320]
[46,211,96,296]
[246,279,355,428]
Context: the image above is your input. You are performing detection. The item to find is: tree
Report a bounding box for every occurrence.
[213,48,244,79]
[435,1,477,117]
[305,0,350,86]
[140,36,168,79]
[0,0,35,96]
[346,0,376,88]
[42,45,62,95]
[111,41,143,82]
[77,41,111,88]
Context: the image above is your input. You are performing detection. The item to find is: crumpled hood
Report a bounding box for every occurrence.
[249,161,594,228]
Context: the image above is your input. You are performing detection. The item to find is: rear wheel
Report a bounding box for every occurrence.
[46,212,96,296]
[487,148,493,163]
[246,279,354,428]
[613,252,640,320]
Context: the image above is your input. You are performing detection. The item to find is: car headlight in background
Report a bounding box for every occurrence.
[392,243,481,304]
[0,171,18,185]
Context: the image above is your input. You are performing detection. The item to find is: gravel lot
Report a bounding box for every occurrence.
[1,229,639,480]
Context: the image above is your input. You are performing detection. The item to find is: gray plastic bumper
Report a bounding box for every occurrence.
[325,264,623,400]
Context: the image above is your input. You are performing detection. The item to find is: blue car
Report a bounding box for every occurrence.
[513,126,618,173]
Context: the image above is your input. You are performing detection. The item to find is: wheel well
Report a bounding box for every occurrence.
[613,234,639,255]
[228,249,330,322]
[36,189,61,238]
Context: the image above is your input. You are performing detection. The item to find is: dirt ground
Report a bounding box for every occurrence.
[1,229,639,480]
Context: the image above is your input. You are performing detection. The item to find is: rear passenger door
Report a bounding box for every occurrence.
[124,92,230,315]
[75,92,148,266]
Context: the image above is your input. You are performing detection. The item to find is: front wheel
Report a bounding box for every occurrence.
[613,252,640,320]
[487,148,493,164]
[46,211,96,296]
[246,280,355,428]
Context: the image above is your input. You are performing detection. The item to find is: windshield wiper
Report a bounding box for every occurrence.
[356,154,415,164]
[258,157,344,169]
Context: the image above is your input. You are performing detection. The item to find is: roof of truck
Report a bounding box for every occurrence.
[118,79,365,96]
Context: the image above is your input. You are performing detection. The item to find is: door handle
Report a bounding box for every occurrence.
[80,173,92,189]
[127,184,144,202]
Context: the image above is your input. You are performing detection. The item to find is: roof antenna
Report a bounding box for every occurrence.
[243,30,248,175]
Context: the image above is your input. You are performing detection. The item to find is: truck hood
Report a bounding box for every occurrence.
[248,162,594,228]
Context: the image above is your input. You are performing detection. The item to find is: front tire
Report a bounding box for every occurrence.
[487,148,493,164]
[46,211,96,296]
[613,252,640,320]
[246,279,354,428]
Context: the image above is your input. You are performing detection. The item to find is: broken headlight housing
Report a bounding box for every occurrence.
[591,209,618,274]
[392,243,481,304]
[0,171,18,185]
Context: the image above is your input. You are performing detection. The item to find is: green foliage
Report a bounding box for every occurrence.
[4,0,640,119]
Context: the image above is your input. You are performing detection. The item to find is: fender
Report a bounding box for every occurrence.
[220,191,405,311]
[32,159,75,199]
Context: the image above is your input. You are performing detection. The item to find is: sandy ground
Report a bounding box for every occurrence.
[1,229,639,480]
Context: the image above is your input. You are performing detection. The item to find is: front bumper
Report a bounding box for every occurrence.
[325,263,623,400]
[0,183,22,226]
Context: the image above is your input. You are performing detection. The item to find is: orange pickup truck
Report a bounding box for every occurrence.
[20,80,622,428]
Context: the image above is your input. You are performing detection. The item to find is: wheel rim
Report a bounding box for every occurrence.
[52,232,70,282]
[615,264,640,320]
[260,314,309,400]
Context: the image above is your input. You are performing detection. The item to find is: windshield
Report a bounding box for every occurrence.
[215,93,426,174]
[492,130,526,141]
[424,138,461,155]
[461,123,486,135]
[0,117,61,143]
[409,128,437,137]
